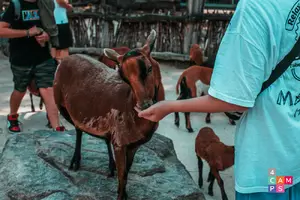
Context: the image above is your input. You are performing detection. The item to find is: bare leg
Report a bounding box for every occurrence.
[10,90,26,115]
[39,87,60,129]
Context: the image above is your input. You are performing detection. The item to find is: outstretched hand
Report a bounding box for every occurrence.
[135,100,172,122]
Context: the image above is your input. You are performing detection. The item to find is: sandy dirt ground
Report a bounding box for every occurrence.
[0,55,236,200]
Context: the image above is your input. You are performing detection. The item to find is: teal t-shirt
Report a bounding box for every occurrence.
[208,0,300,194]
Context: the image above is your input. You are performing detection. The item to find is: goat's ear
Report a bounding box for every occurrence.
[104,48,123,63]
[142,29,157,54]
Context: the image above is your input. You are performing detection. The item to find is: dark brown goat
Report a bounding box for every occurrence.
[53,29,165,200]
[174,65,240,132]
[195,127,234,200]
[99,46,130,69]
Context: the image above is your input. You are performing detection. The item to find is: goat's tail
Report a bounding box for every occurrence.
[176,73,185,95]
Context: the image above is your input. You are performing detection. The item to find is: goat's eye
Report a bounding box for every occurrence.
[147,66,152,74]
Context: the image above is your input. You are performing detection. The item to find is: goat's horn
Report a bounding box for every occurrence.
[146,29,157,51]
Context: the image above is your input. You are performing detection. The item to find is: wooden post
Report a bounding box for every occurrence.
[183,0,193,54]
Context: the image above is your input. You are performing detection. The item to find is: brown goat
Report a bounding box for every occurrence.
[53,29,165,200]
[174,65,238,132]
[195,127,234,200]
[189,44,204,66]
[99,46,130,69]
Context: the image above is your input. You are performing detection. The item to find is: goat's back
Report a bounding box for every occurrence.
[183,65,213,86]
[54,54,135,136]
[195,127,220,157]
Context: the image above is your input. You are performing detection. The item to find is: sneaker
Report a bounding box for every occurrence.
[7,114,21,133]
[55,126,66,132]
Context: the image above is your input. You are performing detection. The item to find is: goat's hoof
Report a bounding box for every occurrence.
[222,195,228,200]
[187,128,194,133]
[174,120,179,127]
[198,181,203,188]
[117,192,128,200]
[69,158,80,171]
[230,120,236,125]
[31,109,35,112]
[205,119,211,124]
[208,191,214,196]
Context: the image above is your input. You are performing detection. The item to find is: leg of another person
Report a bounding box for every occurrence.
[34,58,64,131]
[8,64,33,132]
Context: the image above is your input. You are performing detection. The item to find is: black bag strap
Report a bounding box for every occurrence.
[259,38,300,95]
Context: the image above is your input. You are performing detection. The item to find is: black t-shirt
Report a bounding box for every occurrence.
[2,0,52,66]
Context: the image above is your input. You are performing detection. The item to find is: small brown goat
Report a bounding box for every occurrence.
[189,44,204,66]
[99,46,130,69]
[53,29,165,200]
[195,127,234,200]
[174,65,241,132]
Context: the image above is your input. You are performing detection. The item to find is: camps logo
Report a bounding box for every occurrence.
[268,168,293,193]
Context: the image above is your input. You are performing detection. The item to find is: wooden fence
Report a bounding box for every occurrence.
[68,11,233,58]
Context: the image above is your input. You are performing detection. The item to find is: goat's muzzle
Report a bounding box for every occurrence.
[137,99,153,110]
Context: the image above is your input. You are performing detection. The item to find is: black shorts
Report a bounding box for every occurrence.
[11,59,57,92]
[57,23,73,50]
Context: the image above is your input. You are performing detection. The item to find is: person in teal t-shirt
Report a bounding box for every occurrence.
[136,0,300,199]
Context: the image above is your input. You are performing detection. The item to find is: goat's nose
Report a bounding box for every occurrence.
[142,100,153,110]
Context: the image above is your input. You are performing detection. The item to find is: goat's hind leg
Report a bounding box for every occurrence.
[211,169,228,200]
[69,128,83,171]
[174,93,184,127]
[105,137,116,178]
[184,84,196,133]
[207,171,215,196]
[197,156,203,188]
[30,93,35,112]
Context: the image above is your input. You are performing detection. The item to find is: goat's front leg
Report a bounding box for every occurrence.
[126,146,138,176]
[197,156,203,188]
[105,138,116,178]
[69,128,83,171]
[114,146,128,200]
[30,93,35,112]
[211,168,228,200]
[207,171,215,196]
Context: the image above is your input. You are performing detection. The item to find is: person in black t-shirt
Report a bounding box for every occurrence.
[0,0,65,133]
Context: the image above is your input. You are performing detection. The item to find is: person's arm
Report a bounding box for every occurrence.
[0,1,41,38]
[167,95,248,114]
[206,0,270,110]
[56,0,72,10]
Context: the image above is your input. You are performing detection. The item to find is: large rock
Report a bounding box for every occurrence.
[0,130,205,200]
